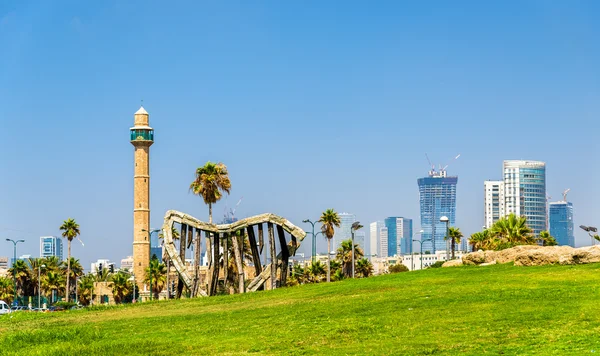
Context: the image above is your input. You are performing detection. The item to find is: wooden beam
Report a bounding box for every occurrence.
[247,225,262,276]
[223,233,229,292]
[258,223,264,255]
[206,231,212,295]
[192,228,201,297]
[276,225,290,287]
[268,223,276,290]
[177,224,187,299]
[210,233,220,296]
[231,231,245,293]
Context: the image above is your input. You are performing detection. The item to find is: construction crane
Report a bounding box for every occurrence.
[425,153,460,177]
[223,196,243,223]
[563,188,571,202]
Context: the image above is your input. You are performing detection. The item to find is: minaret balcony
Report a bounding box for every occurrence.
[130,128,154,142]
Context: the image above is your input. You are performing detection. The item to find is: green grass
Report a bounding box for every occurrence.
[2,263,600,355]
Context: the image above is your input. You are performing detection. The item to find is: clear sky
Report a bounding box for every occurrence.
[0,1,598,269]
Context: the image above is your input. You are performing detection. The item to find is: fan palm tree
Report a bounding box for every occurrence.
[61,257,84,297]
[319,209,341,283]
[445,227,463,259]
[469,230,490,251]
[538,231,558,246]
[27,258,43,297]
[332,269,346,282]
[110,272,133,304]
[189,162,232,224]
[8,259,29,296]
[77,274,95,306]
[0,277,14,304]
[356,258,374,277]
[95,268,113,282]
[59,218,81,303]
[144,257,167,300]
[491,214,534,247]
[41,271,65,303]
[307,261,326,283]
[42,256,62,272]
[336,239,365,277]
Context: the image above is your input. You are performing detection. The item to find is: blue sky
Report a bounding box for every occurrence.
[0,1,598,269]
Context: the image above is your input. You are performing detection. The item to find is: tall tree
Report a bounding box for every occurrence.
[307,261,326,283]
[319,209,341,283]
[336,239,364,277]
[0,277,14,305]
[538,231,558,246]
[110,272,133,304]
[491,214,534,247]
[61,257,84,297]
[144,257,167,300]
[356,258,374,278]
[77,274,95,306]
[189,162,232,224]
[59,218,80,303]
[445,227,464,259]
[8,259,29,297]
[41,271,65,303]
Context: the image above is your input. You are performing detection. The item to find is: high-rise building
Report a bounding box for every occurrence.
[418,169,458,253]
[369,221,384,259]
[0,257,8,269]
[384,217,413,256]
[549,201,574,247]
[380,227,388,258]
[334,213,356,250]
[503,160,546,236]
[484,180,505,229]
[40,236,63,260]
[150,230,162,260]
[354,231,366,255]
[131,106,154,289]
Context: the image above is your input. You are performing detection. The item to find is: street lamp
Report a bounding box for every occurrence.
[411,230,424,271]
[141,228,160,301]
[580,225,598,246]
[303,219,318,264]
[6,238,25,305]
[412,238,433,270]
[351,222,362,278]
[440,216,450,260]
[38,264,46,309]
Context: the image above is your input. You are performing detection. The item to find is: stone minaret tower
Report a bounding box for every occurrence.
[130,106,154,289]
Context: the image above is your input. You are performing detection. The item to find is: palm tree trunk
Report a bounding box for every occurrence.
[327,239,331,283]
[209,203,212,224]
[66,240,71,302]
[451,238,455,259]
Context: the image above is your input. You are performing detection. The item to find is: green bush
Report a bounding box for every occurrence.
[55,301,77,309]
[389,264,409,273]
[429,261,445,269]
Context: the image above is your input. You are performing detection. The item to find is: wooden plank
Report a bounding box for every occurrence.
[192,228,201,297]
[223,232,229,292]
[258,223,264,255]
[206,231,213,295]
[210,233,220,296]
[231,231,245,293]
[247,225,262,276]
[247,264,271,292]
[177,224,187,299]
[268,223,276,290]
[276,225,290,287]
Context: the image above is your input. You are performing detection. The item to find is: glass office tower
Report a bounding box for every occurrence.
[503,160,546,236]
[418,172,458,253]
[549,201,574,247]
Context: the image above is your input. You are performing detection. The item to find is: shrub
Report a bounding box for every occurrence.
[429,261,445,269]
[389,264,409,273]
[55,301,77,309]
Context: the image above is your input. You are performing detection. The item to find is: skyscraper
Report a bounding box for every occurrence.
[549,201,574,247]
[384,217,413,256]
[369,221,384,259]
[131,106,154,288]
[418,170,458,253]
[334,213,356,250]
[503,160,546,236]
[354,231,366,254]
[484,180,505,229]
[40,236,63,260]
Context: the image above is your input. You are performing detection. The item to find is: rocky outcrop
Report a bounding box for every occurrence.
[461,245,600,267]
[442,259,463,267]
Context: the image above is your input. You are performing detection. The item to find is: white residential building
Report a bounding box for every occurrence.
[91,259,112,275]
[503,160,547,235]
[120,256,134,271]
[484,180,505,228]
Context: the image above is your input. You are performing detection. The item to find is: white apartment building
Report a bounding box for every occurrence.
[484,180,505,228]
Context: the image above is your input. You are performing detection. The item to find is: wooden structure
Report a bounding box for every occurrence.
[161,210,306,297]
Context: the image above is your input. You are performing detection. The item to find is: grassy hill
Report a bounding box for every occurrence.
[2,263,600,355]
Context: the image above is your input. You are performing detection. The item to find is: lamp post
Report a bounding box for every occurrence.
[350,222,362,278]
[580,225,598,246]
[412,238,432,270]
[303,219,318,263]
[6,238,25,305]
[141,228,160,301]
[38,264,46,309]
[440,216,450,260]
[411,230,424,271]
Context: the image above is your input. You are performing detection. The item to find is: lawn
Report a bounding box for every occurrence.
[2,263,600,355]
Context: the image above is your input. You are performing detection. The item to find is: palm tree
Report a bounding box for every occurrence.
[491,214,534,247]
[356,258,374,277]
[41,271,65,303]
[77,274,95,306]
[469,230,489,251]
[110,272,133,304]
[336,239,364,277]
[319,209,341,283]
[307,261,326,283]
[8,259,29,297]
[0,277,14,304]
[94,268,113,282]
[61,257,84,297]
[27,258,43,297]
[538,231,558,246]
[445,227,463,259]
[189,162,232,224]
[144,257,167,300]
[332,269,345,282]
[59,218,81,303]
